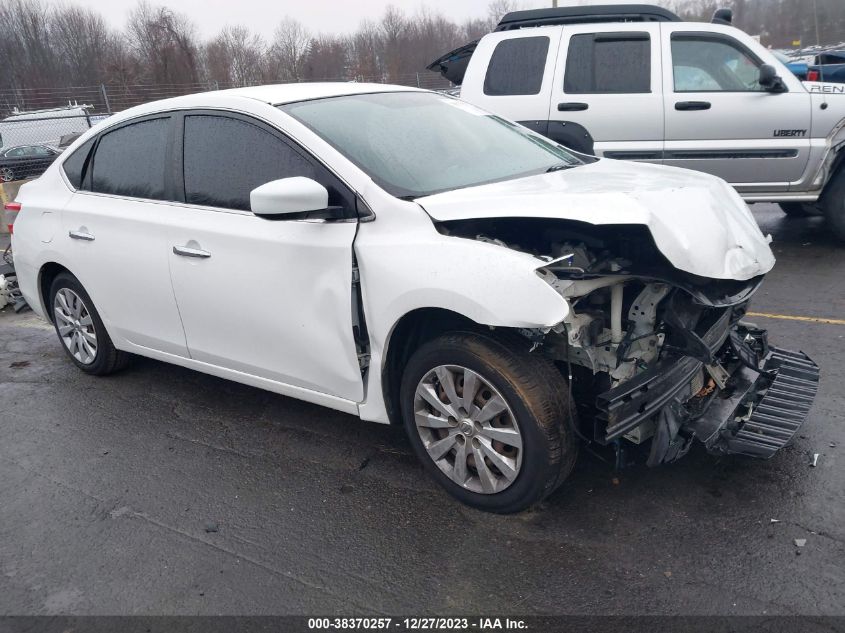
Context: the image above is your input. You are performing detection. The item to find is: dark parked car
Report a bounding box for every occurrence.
[0,144,61,183]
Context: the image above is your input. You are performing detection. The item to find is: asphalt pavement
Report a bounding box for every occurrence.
[0,205,843,616]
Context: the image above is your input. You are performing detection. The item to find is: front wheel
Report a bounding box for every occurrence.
[0,167,14,182]
[49,272,130,375]
[400,331,577,513]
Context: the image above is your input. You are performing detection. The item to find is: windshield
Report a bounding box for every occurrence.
[280,91,583,199]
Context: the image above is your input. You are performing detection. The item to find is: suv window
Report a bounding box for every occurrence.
[182,114,354,215]
[62,138,96,189]
[483,36,550,96]
[90,118,169,199]
[565,33,651,94]
[671,35,765,92]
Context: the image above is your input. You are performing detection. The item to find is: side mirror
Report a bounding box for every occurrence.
[759,64,786,92]
[250,177,329,218]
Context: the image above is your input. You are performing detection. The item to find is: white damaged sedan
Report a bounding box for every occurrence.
[10,84,819,512]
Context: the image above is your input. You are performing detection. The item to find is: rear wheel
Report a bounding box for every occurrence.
[822,169,845,241]
[49,272,129,375]
[400,331,577,513]
[778,202,810,217]
[0,167,14,183]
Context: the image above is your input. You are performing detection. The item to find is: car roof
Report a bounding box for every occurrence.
[218,82,422,104]
[103,82,424,125]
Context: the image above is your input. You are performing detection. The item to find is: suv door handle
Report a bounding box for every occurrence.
[68,229,95,241]
[675,101,711,111]
[173,245,211,259]
[557,102,589,111]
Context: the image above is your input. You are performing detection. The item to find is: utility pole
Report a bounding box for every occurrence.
[812,0,820,46]
[552,0,558,7]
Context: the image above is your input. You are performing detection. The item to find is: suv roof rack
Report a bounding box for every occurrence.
[495,4,681,31]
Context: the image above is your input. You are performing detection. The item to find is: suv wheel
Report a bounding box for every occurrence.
[49,272,130,375]
[822,168,845,241]
[400,331,577,513]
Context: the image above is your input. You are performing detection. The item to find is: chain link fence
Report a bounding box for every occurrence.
[0,72,451,117]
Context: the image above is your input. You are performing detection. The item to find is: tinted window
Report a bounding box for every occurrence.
[91,118,169,199]
[184,115,349,213]
[483,36,550,96]
[672,35,764,92]
[61,138,96,189]
[565,33,651,94]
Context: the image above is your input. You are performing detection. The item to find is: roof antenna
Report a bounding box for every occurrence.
[712,8,733,25]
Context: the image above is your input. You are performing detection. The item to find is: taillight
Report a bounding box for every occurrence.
[807,69,820,82]
[4,201,21,234]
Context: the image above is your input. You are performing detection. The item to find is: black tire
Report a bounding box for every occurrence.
[821,168,845,241]
[0,167,14,183]
[778,202,810,217]
[49,272,130,375]
[400,331,577,513]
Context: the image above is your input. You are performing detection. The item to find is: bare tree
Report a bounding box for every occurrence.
[269,17,310,82]
[380,5,408,82]
[51,6,115,85]
[348,19,382,80]
[205,26,266,86]
[0,0,58,90]
[487,0,520,29]
[126,1,199,84]
[302,34,349,81]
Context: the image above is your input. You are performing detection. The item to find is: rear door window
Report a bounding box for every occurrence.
[182,114,354,215]
[483,36,550,96]
[90,118,170,200]
[564,33,651,93]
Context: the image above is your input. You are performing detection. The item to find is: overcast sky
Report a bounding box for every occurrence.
[82,0,642,40]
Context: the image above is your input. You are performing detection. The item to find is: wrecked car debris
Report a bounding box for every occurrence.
[437,218,820,467]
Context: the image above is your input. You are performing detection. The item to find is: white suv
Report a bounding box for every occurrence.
[429,5,845,239]
[10,83,818,512]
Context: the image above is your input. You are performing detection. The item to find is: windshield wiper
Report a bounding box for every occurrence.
[546,162,576,173]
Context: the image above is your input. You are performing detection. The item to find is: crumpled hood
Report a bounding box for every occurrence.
[416,159,775,281]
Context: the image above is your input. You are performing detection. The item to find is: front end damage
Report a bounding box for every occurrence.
[440,219,820,466]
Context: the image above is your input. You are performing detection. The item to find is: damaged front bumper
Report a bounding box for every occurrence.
[596,311,820,464]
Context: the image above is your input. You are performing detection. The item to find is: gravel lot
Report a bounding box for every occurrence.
[0,204,843,615]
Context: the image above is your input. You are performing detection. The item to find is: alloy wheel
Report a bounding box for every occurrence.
[413,365,523,494]
[0,168,14,182]
[53,288,98,364]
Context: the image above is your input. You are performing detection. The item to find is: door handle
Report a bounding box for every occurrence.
[675,101,711,111]
[68,229,95,241]
[557,102,589,111]
[173,245,211,259]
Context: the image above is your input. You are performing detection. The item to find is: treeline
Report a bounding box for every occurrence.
[1,0,843,97]
[667,0,845,48]
[0,0,518,94]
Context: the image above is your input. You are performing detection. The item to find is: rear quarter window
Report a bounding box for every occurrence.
[483,36,550,96]
[61,138,95,189]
